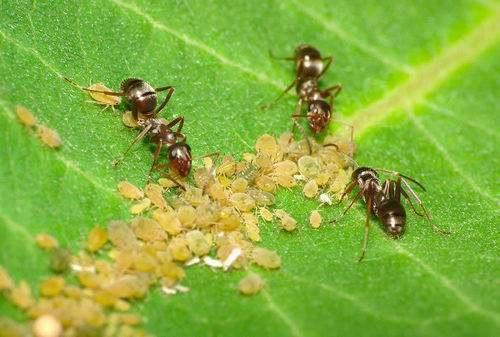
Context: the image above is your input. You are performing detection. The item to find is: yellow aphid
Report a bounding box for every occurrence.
[88,83,122,108]
[230,193,256,212]
[0,266,14,291]
[117,181,144,200]
[16,105,37,127]
[119,313,141,326]
[202,156,213,170]
[107,221,138,251]
[275,174,296,188]
[168,238,192,262]
[133,252,157,272]
[255,175,276,193]
[274,209,297,232]
[185,230,210,256]
[153,210,183,236]
[78,271,103,289]
[259,207,273,222]
[10,280,34,310]
[309,210,322,229]
[238,273,264,296]
[242,153,255,162]
[144,183,168,210]
[247,189,275,206]
[40,276,65,297]
[87,226,108,252]
[315,171,331,186]
[231,177,248,193]
[35,233,59,250]
[114,299,131,312]
[244,221,261,242]
[177,205,196,228]
[255,134,278,157]
[36,125,62,148]
[254,153,273,169]
[252,248,281,269]
[130,198,151,214]
[131,217,166,242]
[158,177,177,188]
[298,155,321,178]
[273,160,298,176]
[32,314,62,337]
[303,180,319,198]
[122,110,139,128]
[158,262,186,286]
[218,207,241,231]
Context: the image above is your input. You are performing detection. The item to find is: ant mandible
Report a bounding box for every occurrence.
[64,77,192,182]
[337,167,449,262]
[264,44,351,148]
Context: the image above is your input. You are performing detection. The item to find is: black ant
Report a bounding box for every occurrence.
[64,77,192,184]
[264,44,351,149]
[337,167,448,262]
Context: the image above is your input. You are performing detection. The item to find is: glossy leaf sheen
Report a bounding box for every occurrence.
[0,1,499,336]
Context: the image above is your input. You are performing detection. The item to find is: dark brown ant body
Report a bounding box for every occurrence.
[338,167,447,261]
[265,44,345,136]
[65,77,192,181]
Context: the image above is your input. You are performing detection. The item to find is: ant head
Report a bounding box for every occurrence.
[352,167,378,183]
[307,100,331,133]
[295,45,323,78]
[168,143,192,177]
[121,78,157,117]
[378,200,406,238]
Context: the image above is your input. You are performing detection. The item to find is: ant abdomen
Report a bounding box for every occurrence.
[121,78,157,118]
[169,143,192,177]
[377,199,406,237]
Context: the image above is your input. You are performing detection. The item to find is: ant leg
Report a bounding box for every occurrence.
[337,180,357,203]
[319,56,333,78]
[153,86,175,116]
[112,124,152,167]
[373,169,427,192]
[358,196,373,262]
[322,84,342,99]
[400,188,424,217]
[330,186,364,224]
[399,177,450,234]
[64,77,124,96]
[148,140,163,178]
[292,119,312,154]
[261,79,297,110]
[165,116,184,133]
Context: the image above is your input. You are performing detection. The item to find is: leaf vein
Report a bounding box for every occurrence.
[109,0,285,90]
[409,111,498,204]
[262,290,304,337]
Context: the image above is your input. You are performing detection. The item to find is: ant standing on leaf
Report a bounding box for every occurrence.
[336,166,449,262]
[263,44,353,154]
[64,77,192,187]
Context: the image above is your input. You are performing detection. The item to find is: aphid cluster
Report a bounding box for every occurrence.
[3,43,446,335]
[16,105,62,148]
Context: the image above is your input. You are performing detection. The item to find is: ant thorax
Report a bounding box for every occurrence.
[356,169,381,191]
[297,78,319,100]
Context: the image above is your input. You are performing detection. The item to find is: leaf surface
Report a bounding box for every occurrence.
[0,1,498,336]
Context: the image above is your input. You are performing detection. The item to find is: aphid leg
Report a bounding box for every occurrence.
[358,196,373,262]
[319,56,333,78]
[112,124,152,167]
[399,177,450,234]
[162,172,186,191]
[148,140,164,178]
[153,86,175,116]
[261,79,297,110]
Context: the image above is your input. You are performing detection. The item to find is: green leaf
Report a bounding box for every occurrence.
[1,0,499,336]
